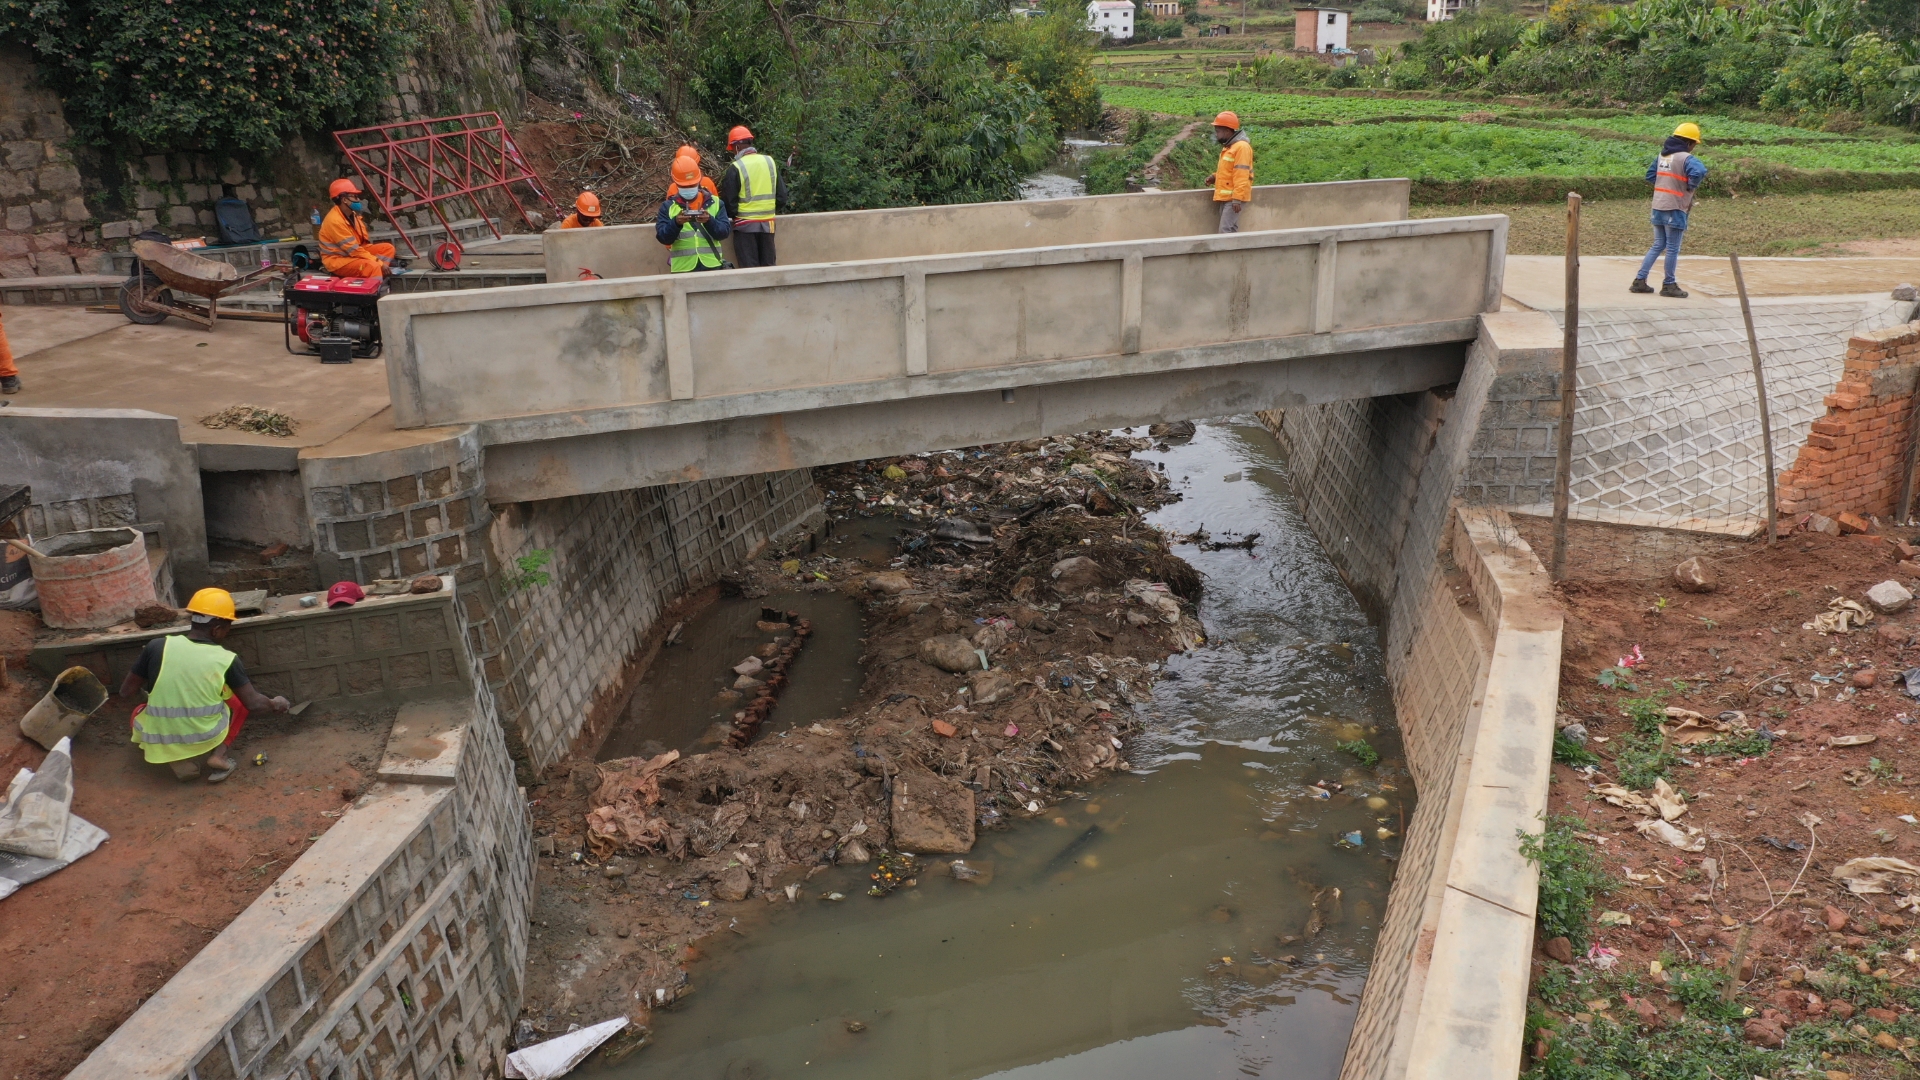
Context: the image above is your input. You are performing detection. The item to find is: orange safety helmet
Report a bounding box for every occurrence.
[575,191,602,217]
[328,178,362,199]
[670,156,702,186]
[727,125,754,149]
[1213,111,1240,130]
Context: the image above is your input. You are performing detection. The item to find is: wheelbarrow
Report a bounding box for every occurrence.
[118,239,291,329]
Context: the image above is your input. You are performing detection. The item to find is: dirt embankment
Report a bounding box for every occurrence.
[1520,516,1920,1075]
[516,429,1205,1052]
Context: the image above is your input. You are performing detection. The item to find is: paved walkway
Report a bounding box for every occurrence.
[1503,254,1920,311]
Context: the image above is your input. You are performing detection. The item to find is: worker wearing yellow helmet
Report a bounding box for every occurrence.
[118,587,290,782]
[1204,111,1253,234]
[1632,122,1708,299]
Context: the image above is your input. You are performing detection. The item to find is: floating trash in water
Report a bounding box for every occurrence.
[1337,831,1365,849]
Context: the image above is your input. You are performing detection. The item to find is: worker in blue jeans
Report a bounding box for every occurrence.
[1631,122,1708,298]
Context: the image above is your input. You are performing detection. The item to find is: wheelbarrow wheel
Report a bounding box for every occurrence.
[118,277,172,325]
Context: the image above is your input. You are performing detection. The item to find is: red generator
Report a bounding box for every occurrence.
[283,273,388,363]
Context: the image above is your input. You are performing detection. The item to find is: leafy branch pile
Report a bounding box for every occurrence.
[1,0,418,152]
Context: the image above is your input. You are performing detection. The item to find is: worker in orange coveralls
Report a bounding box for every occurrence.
[317,178,407,278]
[0,309,18,395]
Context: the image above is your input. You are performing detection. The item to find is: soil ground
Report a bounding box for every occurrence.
[0,666,388,1080]
[1419,189,1920,259]
[515,430,1204,1055]
[1513,515,1920,1077]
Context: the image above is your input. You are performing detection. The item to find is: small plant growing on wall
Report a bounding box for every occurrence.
[501,548,553,593]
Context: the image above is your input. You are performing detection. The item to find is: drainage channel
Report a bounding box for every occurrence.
[585,418,1408,1079]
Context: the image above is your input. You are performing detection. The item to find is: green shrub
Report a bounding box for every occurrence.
[1552,730,1600,767]
[1519,814,1613,947]
[1336,739,1381,766]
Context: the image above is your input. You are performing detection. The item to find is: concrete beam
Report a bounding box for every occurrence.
[385,215,1507,436]
[544,179,1414,282]
[479,340,1466,501]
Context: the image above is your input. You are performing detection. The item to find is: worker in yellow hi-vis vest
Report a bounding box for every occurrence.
[119,588,290,782]
[719,126,789,268]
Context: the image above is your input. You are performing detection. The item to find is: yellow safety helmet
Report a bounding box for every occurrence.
[185,587,237,621]
[1672,122,1702,144]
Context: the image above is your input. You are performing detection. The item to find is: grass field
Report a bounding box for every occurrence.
[1099,84,1507,122]
[1414,188,1920,256]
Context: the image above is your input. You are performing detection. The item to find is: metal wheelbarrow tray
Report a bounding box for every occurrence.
[119,239,291,329]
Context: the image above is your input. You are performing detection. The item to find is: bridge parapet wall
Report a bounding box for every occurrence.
[543,179,1412,282]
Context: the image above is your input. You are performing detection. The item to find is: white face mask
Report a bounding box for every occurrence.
[677,186,700,200]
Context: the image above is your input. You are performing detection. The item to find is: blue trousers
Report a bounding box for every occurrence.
[1636,210,1688,285]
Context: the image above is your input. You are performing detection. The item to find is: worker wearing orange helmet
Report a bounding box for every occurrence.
[655,153,731,272]
[559,191,606,229]
[118,587,291,782]
[1203,111,1253,233]
[317,178,406,278]
[718,125,788,268]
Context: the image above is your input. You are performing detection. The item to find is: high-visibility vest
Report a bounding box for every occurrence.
[666,200,724,273]
[731,152,779,224]
[131,634,234,763]
[317,207,369,260]
[1651,151,1697,212]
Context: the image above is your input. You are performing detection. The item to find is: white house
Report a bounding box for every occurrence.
[1087,0,1135,39]
[1141,0,1181,14]
[1293,6,1349,52]
[1426,0,1463,20]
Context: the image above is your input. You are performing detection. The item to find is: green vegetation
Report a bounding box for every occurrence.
[1,0,416,152]
[1098,84,1505,122]
[1552,730,1600,767]
[1415,188,1920,255]
[1336,739,1381,767]
[516,0,1101,209]
[1519,814,1613,948]
[502,548,554,593]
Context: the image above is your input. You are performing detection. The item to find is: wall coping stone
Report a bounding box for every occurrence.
[67,781,453,1080]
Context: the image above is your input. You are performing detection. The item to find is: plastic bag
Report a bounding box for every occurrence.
[0,737,75,859]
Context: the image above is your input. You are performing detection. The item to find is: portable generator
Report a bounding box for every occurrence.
[283,273,388,363]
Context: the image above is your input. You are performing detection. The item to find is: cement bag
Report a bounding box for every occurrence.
[0,778,106,901]
[0,540,35,610]
[0,736,76,859]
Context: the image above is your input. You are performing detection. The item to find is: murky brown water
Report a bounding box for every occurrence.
[588,419,1407,1079]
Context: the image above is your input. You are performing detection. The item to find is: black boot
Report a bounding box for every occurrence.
[1660,282,1689,298]
[0,375,19,395]
[1629,278,1654,294]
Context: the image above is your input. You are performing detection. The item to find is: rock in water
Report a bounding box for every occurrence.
[713,863,752,902]
[1867,579,1914,615]
[1671,556,1716,593]
[891,769,976,853]
[919,634,984,673]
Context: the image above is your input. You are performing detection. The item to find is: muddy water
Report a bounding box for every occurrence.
[598,591,868,760]
[1016,138,1117,201]
[588,419,1408,1079]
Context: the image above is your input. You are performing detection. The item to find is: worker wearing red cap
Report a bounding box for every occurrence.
[559,191,606,229]
[719,126,788,268]
[317,178,406,277]
[1203,111,1253,234]
[655,155,731,272]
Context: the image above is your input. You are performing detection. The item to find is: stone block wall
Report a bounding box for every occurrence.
[1462,368,1562,507]
[0,45,96,277]
[1777,321,1920,520]
[486,469,824,770]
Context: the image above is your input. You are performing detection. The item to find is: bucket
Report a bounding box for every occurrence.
[19,665,109,750]
[28,528,157,629]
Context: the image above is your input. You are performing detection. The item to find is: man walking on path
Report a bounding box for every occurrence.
[119,588,290,783]
[720,126,788,268]
[1206,111,1253,234]
[1632,122,1708,298]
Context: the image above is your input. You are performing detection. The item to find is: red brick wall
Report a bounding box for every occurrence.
[1778,322,1920,520]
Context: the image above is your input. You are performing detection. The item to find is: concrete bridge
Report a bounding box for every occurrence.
[381,179,1506,501]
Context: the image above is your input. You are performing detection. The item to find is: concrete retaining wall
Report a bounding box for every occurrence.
[1261,312,1564,1080]
[544,179,1413,282]
[66,593,532,1080]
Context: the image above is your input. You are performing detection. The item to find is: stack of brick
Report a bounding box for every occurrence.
[1778,322,1920,520]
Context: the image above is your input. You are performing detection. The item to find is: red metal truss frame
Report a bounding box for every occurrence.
[333,112,558,258]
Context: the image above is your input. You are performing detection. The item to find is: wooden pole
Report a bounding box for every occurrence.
[1730,254,1778,545]
[1551,191,1581,581]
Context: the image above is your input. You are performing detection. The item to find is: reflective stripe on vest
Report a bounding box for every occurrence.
[134,635,233,750]
[667,202,724,272]
[733,153,779,222]
[1651,152,1696,212]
